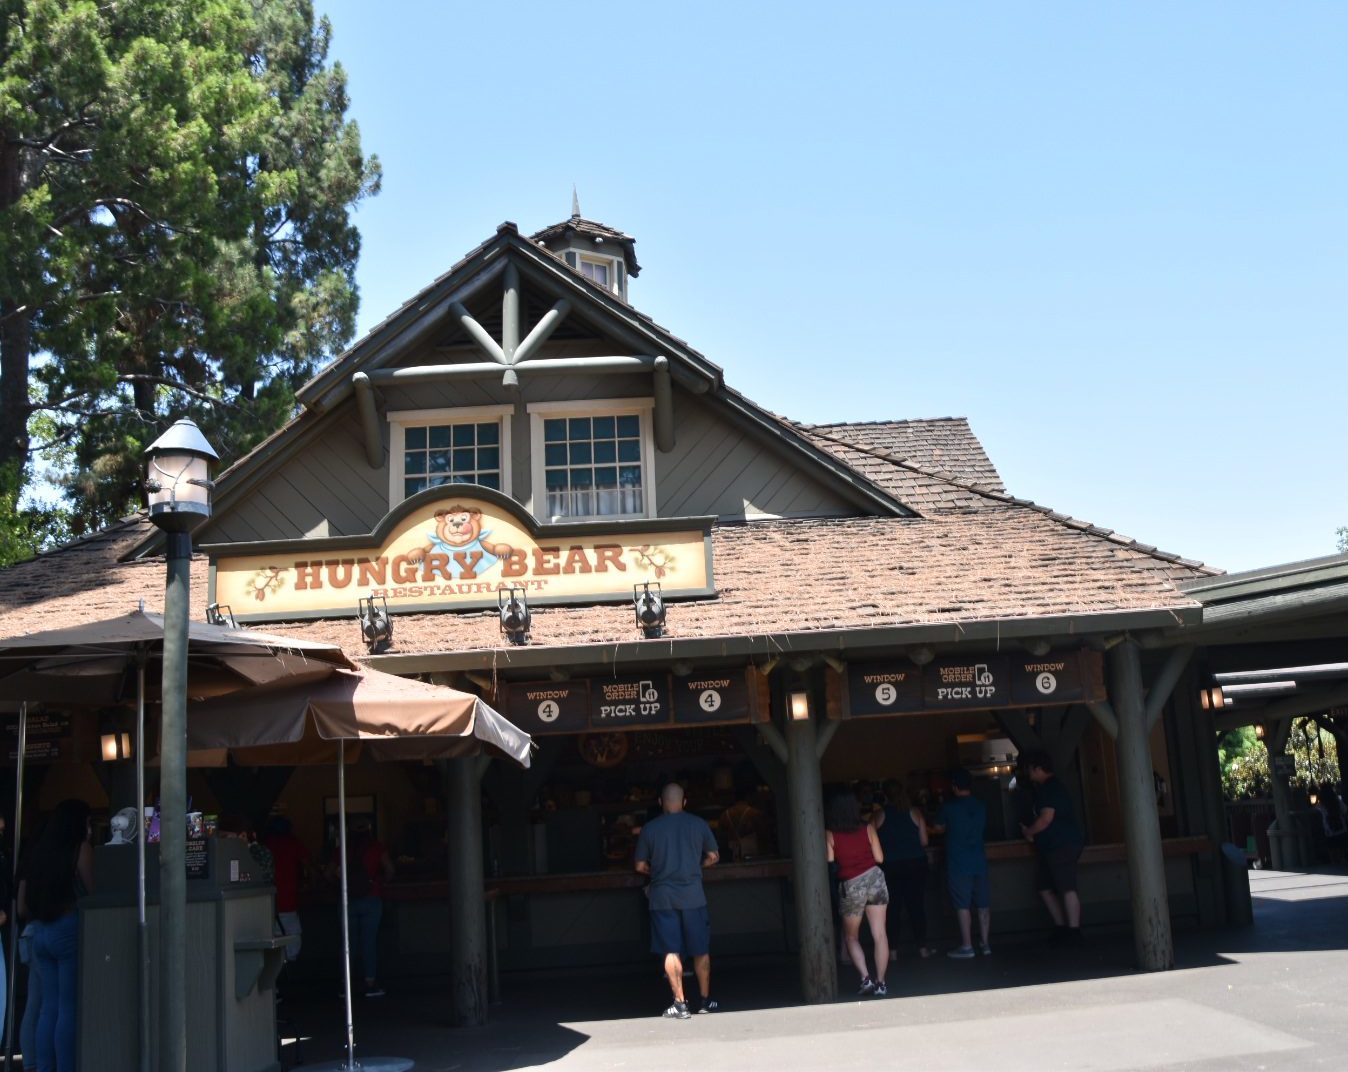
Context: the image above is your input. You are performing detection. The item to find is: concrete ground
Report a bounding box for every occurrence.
[283,866,1348,1071]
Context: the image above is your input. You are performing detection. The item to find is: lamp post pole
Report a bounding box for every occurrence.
[144,418,217,1072]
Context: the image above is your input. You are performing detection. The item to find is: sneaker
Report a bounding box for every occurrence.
[364,986,385,998]
[663,1001,691,1020]
[872,981,888,998]
[946,946,976,960]
[857,976,877,996]
[978,943,992,957]
[698,997,720,1014]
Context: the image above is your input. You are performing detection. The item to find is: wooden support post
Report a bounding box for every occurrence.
[1264,718,1298,869]
[1110,638,1174,971]
[352,372,383,468]
[1144,646,1194,731]
[1087,700,1120,740]
[653,356,675,452]
[444,756,489,1026]
[784,689,836,1003]
[502,263,520,364]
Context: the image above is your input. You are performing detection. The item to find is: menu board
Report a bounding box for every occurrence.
[831,649,1104,719]
[185,838,209,880]
[6,712,72,763]
[507,668,767,734]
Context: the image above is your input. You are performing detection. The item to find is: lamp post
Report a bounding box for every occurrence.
[145,418,217,1072]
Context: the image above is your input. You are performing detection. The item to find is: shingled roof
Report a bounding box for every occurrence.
[801,418,1004,493]
[0,506,1206,664]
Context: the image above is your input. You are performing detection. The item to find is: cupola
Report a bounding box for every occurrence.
[530,191,640,302]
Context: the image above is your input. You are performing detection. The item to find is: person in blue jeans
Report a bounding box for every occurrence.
[341,819,393,998]
[23,800,93,1072]
[932,769,990,959]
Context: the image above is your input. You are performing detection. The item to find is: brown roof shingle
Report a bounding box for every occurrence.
[0,508,1204,663]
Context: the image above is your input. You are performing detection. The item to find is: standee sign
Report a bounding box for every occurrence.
[830,650,1105,719]
[207,489,714,623]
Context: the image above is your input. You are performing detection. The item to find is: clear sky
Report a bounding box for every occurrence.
[316,0,1345,573]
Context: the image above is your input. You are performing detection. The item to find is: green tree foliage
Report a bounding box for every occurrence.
[0,0,379,551]
[1337,526,1347,553]
[1220,719,1341,801]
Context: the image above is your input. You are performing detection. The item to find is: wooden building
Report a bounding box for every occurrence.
[1,210,1282,1022]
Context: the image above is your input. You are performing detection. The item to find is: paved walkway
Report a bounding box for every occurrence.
[284,867,1348,1071]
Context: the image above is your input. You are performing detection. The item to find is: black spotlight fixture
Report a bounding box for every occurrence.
[634,581,665,639]
[204,602,236,628]
[357,593,393,654]
[499,586,531,645]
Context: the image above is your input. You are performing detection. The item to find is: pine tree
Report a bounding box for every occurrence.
[0,0,379,551]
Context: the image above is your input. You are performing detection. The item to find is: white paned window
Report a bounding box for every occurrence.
[529,399,655,520]
[388,406,513,505]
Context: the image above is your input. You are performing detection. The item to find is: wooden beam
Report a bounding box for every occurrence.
[1144,645,1194,731]
[653,356,675,452]
[815,719,839,759]
[352,372,383,469]
[512,299,571,365]
[756,722,788,764]
[1087,700,1119,740]
[786,709,836,1003]
[448,302,505,364]
[443,756,489,1025]
[501,262,520,364]
[1212,681,1348,733]
[364,356,658,388]
[994,709,1044,754]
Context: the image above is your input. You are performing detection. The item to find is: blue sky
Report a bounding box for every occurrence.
[316,1,1345,572]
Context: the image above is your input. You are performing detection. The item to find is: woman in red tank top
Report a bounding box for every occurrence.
[826,790,890,997]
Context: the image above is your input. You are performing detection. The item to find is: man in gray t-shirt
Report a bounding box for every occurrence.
[635,783,720,1018]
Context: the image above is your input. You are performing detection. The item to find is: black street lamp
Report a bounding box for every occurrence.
[144,418,217,1072]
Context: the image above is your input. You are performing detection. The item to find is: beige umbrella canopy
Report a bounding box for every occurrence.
[185,666,531,767]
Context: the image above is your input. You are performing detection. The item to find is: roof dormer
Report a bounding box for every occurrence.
[531,194,640,302]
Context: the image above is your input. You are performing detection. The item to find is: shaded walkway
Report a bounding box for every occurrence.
[281,867,1348,1071]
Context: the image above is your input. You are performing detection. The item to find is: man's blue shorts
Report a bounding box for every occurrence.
[649,905,711,957]
[947,871,990,910]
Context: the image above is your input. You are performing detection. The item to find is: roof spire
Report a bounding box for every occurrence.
[571,184,580,218]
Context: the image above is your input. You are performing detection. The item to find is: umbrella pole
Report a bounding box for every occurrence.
[338,739,356,1071]
[136,656,150,1072]
[3,702,27,1072]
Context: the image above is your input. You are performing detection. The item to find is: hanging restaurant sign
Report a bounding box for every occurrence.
[506,668,768,735]
[830,649,1104,719]
[206,486,714,624]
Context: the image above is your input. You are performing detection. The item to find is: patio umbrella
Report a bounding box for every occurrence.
[0,607,354,1072]
[186,668,532,1072]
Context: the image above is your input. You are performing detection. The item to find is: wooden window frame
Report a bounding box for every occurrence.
[387,405,514,506]
[527,397,657,522]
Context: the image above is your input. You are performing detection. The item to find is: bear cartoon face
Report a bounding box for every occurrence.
[435,507,484,547]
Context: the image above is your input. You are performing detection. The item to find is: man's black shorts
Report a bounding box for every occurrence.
[1035,844,1083,894]
[650,905,711,957]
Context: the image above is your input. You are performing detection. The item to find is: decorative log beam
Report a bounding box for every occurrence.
[653,356,675,452]
[352,373,383,469]
[501,263,520,364]
[1211,681,1348,733]
[815,719,839,759]
[1144,645,1194,731]
[512,299,571,365]
[364,356,658,388]
[1087,700,1119,740]
[757,722,788,764]
[448,302,506,364]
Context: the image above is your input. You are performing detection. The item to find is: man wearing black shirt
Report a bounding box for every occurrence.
[1020,751,1085,942]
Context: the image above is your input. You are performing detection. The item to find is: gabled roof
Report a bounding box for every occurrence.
[193,223,918,542]
[802,418,1004,492]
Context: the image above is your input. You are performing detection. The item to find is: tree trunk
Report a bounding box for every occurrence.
[0,138,32,480]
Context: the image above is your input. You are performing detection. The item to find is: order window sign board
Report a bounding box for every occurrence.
[507,669,768,735]
[207,486,714,623]
[831,650,1104,718]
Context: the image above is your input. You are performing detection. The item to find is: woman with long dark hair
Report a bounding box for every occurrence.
[24,800,93,1072]
[873,779,936,959]
[342,818,393,998]
[825,790,889,997]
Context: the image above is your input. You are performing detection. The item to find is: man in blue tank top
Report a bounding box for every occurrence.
[635,783,720,1019]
